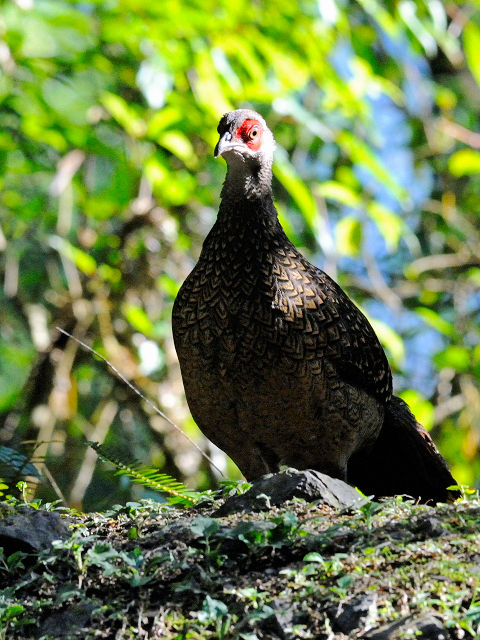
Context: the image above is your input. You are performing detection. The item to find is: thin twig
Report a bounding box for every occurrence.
[41,462,69,505]
[438,117,480,149]
[363,248,402,312]
[408,251,478,276]
[434,394,466,425]
[55,327,225,477]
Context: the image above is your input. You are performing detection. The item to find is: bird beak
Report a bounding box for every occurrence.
[214,131,233,158]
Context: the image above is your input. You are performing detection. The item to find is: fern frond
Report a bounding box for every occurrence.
[87,441,200,506]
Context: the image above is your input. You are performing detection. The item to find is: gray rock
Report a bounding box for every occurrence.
[330,594,377,634]
[0,507,70,552]
[363,613,448,640]
[39,601,98,637]
[214,468,367,516]
[414,515,446,539]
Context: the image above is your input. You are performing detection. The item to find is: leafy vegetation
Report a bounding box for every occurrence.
[0,0,479,507]
[87,440,202,506]
[0,487,479,638]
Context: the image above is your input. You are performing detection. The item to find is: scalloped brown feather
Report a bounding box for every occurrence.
[172,111,459,503]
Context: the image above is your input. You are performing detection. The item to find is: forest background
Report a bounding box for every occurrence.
[0,0,479,511]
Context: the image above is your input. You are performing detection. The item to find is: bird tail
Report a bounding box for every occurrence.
[348,395,460,504]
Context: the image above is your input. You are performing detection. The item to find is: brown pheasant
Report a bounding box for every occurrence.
[172,109,459,503]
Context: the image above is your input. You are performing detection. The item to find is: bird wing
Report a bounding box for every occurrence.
[270,242,393,403]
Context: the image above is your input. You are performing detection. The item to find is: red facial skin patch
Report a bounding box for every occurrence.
[235,119,263,151]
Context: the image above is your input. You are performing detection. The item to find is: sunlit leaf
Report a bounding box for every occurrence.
[220,36,265,82]
[464,22,480,88]
[137,55,173,109]
[335,216,362,256]
[255,35,309,91]
[144,156,196,205]
[158,273,181,299]
[157,130,197,169]
[101,92,146,138]
[434,346,471,372]
[316,181,361,208]
[415,307,455,336]
[123,304,155,337]
[98,264,122,284]
[274,156,318,232]
[336,131,407,204]
[367,201,404,250]
[398,0,437,57]
[368,318,405,368]
[147,107,181,138]
[192,50,232,117]
[356,0,402,39]
[49,236,97,275]
[400,389,435,431]
[448,149,480,177]
[466,268,480,286]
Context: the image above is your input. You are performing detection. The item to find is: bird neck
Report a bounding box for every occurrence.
[220,158,273,204]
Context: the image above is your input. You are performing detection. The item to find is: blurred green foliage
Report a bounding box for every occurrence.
[0,0,479,509]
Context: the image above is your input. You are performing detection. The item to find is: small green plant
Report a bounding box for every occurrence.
[88,441,201,507]
[197,595,232,639]
[219,478,253,496]
[0,548,27,574]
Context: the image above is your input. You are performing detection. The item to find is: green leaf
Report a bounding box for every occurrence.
[335,216,362,256]
[274,157,318,232]
[368,318,405,368]
[122,303,155,337]
[367,202,404,250]
[101,92,146,138]
[400,390,434,431]
[192,50,232,117]
[356,0,402,39]
[448,149,480,177]
[434,346,471,372]
[48,236,97,275]
[303,552,324,563]
[157,130,197,169]
[220,36,265,82]
[0,605,25,622]
[198,595,229,623]
[336,131,408,205]
[190,516,220,538]
[158,273,181,298]
[467,268,480,286]
[415,307,455,337]
[144,156,196,205]
[147,107,181,138]
[87,442,200,506]
[315,181,361,208]
[464,22,480,88]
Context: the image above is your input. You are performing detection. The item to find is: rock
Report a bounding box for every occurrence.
[363,613,448,639]
[330,594,377,634]
[39,601,98,637]
[0,506,70,552]
[214,468,367,516]
[414,515,446,539]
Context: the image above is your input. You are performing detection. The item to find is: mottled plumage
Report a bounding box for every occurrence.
[173,109,458,502]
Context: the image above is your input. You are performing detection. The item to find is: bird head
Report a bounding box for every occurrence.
[214,109,275,200]
[214,109,275,167]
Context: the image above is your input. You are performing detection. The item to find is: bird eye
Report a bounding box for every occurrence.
[249,126,259,139]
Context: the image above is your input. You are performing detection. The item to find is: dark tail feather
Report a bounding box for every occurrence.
[348,395,460,504]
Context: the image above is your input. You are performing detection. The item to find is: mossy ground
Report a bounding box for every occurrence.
[1,488,479,639]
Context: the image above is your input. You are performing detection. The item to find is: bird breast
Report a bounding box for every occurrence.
[173,226,333,378]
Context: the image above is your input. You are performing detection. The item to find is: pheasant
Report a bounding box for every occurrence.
[172,109,459,503]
